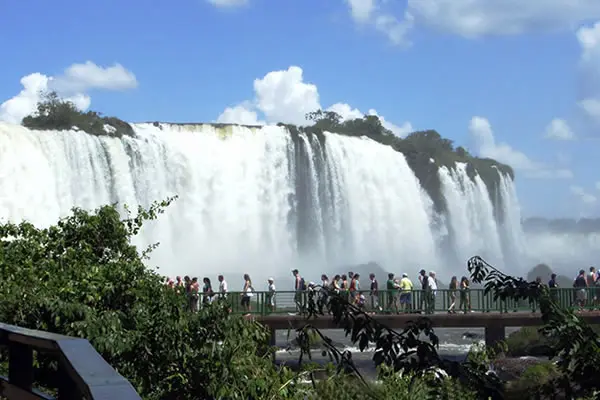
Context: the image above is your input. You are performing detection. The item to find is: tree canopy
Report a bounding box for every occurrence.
[21,91,134,137]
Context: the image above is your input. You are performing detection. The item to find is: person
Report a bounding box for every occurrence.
[589,267,598,306]
[241,274,254,313]
[292,269,306,312]
[266,278,276,313]
[184,276,191,307]
[573,269,587,309]
[459,276,471,313]
[386,273,400,313]
[427,271,437,314]
[340,274,348,291]
[190,277,200,312]
[399,273,413,313]
[350,273,361,304]
[369,273,380,311]
[321,274,330,289]
[548,273,558,302]
[448,276,458,313]
[331,275,341,293]
[218,275,228,299]
[202,277,214,306]
[321,274,330,306]
[418,269,430,313]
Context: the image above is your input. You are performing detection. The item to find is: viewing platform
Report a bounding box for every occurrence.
[219,287,600,347]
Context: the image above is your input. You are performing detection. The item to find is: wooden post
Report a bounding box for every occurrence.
[8,342,33,391]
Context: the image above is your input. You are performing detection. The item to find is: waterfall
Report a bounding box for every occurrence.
[1,121,598,284]
[496,171,527,268]
[438,163,504,269]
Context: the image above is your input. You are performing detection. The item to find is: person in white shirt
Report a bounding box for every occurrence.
[218,275,228,299]
[267,278,276,312]
[427,271,438,314]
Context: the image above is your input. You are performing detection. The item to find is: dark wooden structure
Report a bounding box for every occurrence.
[256,311,600,348]
[0,322,141,400]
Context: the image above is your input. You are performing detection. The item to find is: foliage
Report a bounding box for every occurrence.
[507,362,561,399]
[297,286,502,399]
[468,255,600,399]
[0,199,482,399]
[21,91,134,137]
[0,198,297,399]
[503,327,554,357]
[284,110,514,213]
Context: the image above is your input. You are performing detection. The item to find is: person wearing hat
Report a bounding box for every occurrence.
[399,273,413,312]
[266,278,276,313]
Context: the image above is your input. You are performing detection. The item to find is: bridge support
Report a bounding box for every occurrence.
[484,323,506,349]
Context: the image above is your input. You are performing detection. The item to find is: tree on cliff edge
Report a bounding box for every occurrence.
[21,90,134,137]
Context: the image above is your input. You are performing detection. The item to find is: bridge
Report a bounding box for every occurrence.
[0,322,141,400]
[224,287,600,347]
[254,310,600,347]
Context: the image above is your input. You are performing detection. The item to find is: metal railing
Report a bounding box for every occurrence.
[197,288,600,316]
[0,322,141,400]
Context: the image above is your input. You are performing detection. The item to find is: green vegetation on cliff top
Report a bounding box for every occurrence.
[22,92,513,212]
[283,110,513,213]
[22,91,134,138]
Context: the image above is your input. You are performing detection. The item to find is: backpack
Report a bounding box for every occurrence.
[299,278,306,291]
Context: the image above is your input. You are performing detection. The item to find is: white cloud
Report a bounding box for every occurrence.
[469,116,573,180]
[0,62,137,124]
[576,22,600,124]
[570,185,597,205]
[407,0,600,38]
[346,0,375,23]
[346,0,600,45]
[51,62,137,93]
[207,0,247,7]
[345,0,414,46]
[216,66,412,136]
[544,118,575,140]
[217,102,264,125]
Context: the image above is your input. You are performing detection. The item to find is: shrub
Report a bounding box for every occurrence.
[21,91,134,137]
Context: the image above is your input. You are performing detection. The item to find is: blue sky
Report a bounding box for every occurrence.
[1,0,600,218]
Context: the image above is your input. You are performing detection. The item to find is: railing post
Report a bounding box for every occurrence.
[57,366,79,399]
[8,341,33,391]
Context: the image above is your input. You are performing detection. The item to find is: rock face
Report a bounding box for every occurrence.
[492,356,549,381]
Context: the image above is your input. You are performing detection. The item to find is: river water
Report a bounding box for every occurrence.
[274,327,523,379]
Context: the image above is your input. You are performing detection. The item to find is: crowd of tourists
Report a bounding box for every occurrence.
[164,268,474,315]
[163,265,600,314]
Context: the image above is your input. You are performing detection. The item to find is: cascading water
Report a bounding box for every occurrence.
[321,132,440,271]
[1,121,598,284]
[438,164,504,269]
[496,170,527,268]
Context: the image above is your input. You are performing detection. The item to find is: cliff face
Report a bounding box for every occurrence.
[19,92,515,216]
[273,111,513,215]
